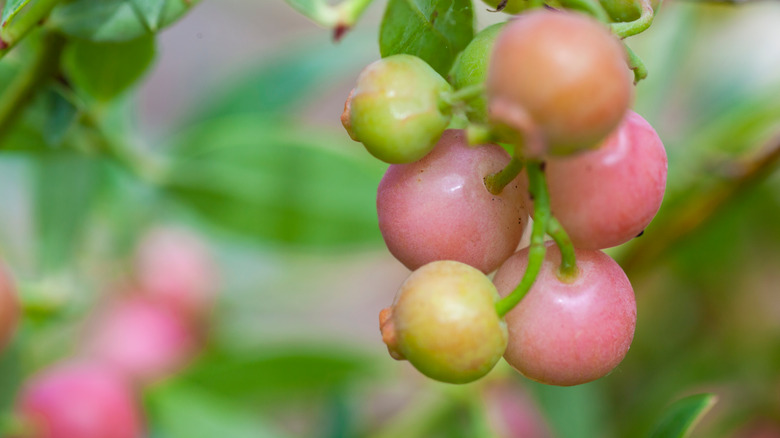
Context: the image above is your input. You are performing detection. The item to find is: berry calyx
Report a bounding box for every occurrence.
[377,129,528,274]
[380,260,508,384]
[487,10,633,156]
[346,54,453,164]
[493,244,636,386]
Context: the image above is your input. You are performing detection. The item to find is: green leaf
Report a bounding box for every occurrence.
[129,0,166,31]
[49,0,200,42]
[648,394,717,438]
[284,0,332,26]
[1,0,30,27]
[184,35,375,125]
[526,379,610,438]
[379,0,474,76]
[164,116,385,250]
[41,87,78,146]
[62,35,155,101]
[176,343,380,401]
[35,153,102,272]
[146,384,289,438]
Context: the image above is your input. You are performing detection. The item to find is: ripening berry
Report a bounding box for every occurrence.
[347,54,453,164]
[81,298,198,384]
[134,227,217,321]
[487,10,633,156]
[493,244,636,386]
[380,261,508,384]
[541,110,667,249]
[0,264,19,352]
[15,362,143,438]
[450,23,504,124]
[377,129,528,274]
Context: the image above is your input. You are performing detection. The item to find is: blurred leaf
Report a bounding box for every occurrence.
[129,0,166,31]
[1,0,30,27]
[35,153,102,272]
[526,379,610,438]
[184,35,375,125]
[62,35,155,101]
[164,116,385,250]
[648,394,717,438]
[380,0,473,76]
[284,0,331,25]
[41,88,78,146]
[177,343,380,401]
[147,384,289,438]
[0,340,21,412]
[49,0,199,42]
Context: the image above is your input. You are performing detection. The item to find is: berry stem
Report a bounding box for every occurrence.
[440,84,486,109]
[547,217,579,281]
[610,0,654,38]
[558,0,610,23]
[624,42,648,84]
[484,156,523,195]
[495,160,550,317]
[466,124,494,145]
[0,31,66,146]
[0,0,63,60]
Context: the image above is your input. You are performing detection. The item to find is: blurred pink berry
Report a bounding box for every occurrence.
[82,298,199,384]
[482,381,552,438]
[15,362,144,438]
[0,264,19,352]
[134,227,217,321]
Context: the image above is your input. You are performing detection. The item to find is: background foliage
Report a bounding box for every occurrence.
[1,0,780,437]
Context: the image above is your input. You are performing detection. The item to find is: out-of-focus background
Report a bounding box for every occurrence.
[1,1,780,437]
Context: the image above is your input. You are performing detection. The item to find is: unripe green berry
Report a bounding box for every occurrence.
[380,261,508,384]
[450,23,504,124]
[600,0,641,22]
[480,0,530,14]
[347,55,453,164]
[599,0,660,22]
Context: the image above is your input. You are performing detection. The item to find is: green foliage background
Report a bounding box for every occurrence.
[0,1,780,437]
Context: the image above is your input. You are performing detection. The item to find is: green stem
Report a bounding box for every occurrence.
[338,0,375,24]
[611,0,654,38]
[495,161,551,317]
[484,156,523,195]
[547,217,579,280]
[80,111,167,185]
[466,124,494,145]
[624,42,648,84]
[558,0,610,23]
[0,31,65,145]
[0,0,63,59]
[441,84,486,108]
